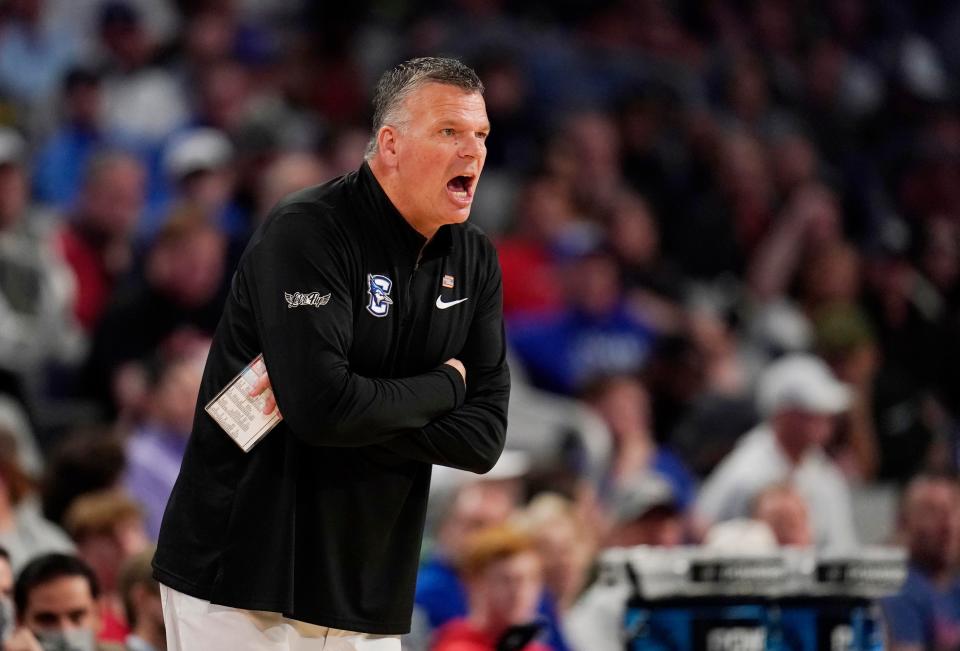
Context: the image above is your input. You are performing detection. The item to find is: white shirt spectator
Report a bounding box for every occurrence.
[696,422,857,551]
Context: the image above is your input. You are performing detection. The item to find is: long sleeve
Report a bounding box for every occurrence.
[376,242,510,473]
[247,207,465,447]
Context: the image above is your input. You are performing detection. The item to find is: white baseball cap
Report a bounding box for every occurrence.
[757,353,851,417]
[0,127,26,167]
[163,128,233,180]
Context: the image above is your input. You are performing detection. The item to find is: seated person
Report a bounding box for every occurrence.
[882,475,960,651]
[4,552,123,651]
[432,524,550,651]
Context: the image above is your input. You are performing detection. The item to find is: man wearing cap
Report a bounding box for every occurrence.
[157,128,246,239]
[564,475,685,651]
[696,353,858,550]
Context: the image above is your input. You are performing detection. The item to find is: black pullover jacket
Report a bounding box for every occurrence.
[153,163,510,634]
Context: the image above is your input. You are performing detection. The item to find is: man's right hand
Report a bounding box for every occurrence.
[249,370,279,416]
[445,358,466,385]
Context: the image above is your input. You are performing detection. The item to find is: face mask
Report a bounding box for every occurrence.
[0,597,14,641]
[35,628,96,651]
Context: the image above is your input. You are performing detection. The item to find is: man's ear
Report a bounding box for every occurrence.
[377,125,400,167]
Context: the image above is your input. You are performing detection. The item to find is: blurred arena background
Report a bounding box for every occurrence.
[2,0,960,649]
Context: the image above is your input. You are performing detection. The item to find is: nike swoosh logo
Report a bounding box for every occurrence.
[436,296,469,310]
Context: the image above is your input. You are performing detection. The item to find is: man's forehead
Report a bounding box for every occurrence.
[26,576,94,611]
[403,83,488,123]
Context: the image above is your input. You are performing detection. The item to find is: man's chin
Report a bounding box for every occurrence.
[442,206,472,225]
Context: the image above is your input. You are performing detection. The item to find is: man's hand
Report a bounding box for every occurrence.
[249,370,280,416]
[445,358,466,385]
[3,627,43,651]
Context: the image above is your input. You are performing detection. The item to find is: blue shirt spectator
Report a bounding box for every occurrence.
[883,566,960,650]
[882,476,960,651]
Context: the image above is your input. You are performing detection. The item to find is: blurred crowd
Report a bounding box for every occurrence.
[4,0,960,649]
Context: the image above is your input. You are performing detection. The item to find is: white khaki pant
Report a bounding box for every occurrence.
[161,584,401,651]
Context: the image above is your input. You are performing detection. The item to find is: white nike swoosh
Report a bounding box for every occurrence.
[436,296,469,310]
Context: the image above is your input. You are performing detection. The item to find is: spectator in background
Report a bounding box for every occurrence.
[862,242,950,482]
[416,481,520,633]
[747,182,845,304]
[117,547,163,651]
[496,175,581,320]
[255,152,329,224]
[601,474,685,549]
[431,524,550,651]
[564,475,684,651]
[580,375,696,512]
[96,1,188,146]
[882,475,960,651]
[64,491,149,645]
[768,130,822,198]
[812,304,880,481]
[155,128,246,240]
[0,0,79,114]
[32,67,106,209]
[415,471,571,651]
[604,190,686,335]
[5,552,122,651]
[0,126,83,397]
[697,353,858,550]
[57,151,145,332]
[122,350,206,539]
[751,482,814,547]
[41,428,126,529]
[0,546,13,640]
[0,431,73,572]
[509,243,657,395]
[519,494,594,616]
[550,111,624,211]
[82,208,224,415]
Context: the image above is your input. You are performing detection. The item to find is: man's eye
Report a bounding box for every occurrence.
[477,132,488,141]
[441,128,456,137]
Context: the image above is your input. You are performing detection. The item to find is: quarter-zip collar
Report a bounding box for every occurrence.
[357,162,454,263]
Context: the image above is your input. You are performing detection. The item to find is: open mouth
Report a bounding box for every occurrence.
[446,174,475,205]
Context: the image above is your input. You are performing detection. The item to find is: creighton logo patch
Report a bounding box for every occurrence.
[366,274,394,317]
[284,291,331,308]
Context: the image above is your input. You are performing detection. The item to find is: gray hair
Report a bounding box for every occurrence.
[364,57,484,159]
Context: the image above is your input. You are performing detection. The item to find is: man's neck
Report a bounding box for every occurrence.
[367,157,438,241]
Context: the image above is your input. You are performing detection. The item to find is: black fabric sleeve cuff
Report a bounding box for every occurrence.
[436,363,467,409]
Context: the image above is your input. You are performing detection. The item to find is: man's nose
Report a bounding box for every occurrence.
[458,134,485,159]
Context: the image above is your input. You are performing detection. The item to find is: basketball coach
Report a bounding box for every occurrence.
[152,57,509,651]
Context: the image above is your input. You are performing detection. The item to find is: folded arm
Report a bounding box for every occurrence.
[247,208,465,446]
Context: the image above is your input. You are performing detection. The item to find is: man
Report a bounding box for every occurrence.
[152,57,509,650]
[882,476,960,651]
[696,353,858,550]
[64,491,150,643]
[0,126,83,399]
[564,475,684,651]
[4,553,122,651]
